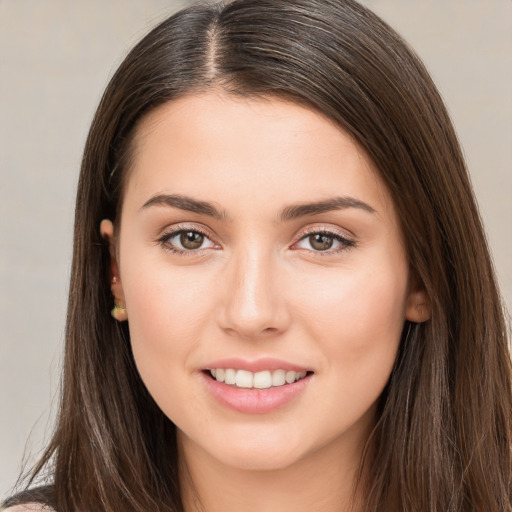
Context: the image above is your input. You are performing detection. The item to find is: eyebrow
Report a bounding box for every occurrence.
[141,194,230,220]
[141,193,375,221]
[280,196,375,221]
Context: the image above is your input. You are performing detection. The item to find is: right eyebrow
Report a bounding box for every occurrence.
[140,194,230,221]
[279,195,376,221]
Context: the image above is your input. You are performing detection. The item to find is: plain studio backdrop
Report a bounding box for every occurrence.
[0,0,511,497]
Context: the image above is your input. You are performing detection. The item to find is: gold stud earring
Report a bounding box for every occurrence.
[111,302,128,322]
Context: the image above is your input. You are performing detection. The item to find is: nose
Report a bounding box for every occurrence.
[217,246,290,339]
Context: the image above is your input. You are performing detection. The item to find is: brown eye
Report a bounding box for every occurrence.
[293,230,355,254]
[180,231,204,250]
[158,227,218,254]
[308,233,334,251]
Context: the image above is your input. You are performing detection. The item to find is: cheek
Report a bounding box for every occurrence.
[293,259,408,380]
[125,256,216,338]
[300,261,407,327]
[121,262,216,404]
[298,265,408,428]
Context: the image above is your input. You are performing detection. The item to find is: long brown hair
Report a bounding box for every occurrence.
[5,1,511,510]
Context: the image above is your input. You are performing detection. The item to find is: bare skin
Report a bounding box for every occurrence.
[101,92,429,512]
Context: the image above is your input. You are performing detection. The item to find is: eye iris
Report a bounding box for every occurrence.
[180,231,204,250]
[309,233,333,251]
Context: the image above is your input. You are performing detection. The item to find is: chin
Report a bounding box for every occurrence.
[180,424,307,472]
[214,445,303,472]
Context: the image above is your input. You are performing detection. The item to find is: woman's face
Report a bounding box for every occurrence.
[103,92,426,472]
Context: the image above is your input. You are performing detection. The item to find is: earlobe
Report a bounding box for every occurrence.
[405,287,431,323]
[100,219,128,322]
[111,301,128,322]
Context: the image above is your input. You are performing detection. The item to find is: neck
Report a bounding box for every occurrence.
[178,427,370,512]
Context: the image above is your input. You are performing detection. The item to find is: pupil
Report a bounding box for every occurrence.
[310,233,333,251]
[180,231,203,250]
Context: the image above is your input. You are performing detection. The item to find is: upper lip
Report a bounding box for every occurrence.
[202,357,312,373]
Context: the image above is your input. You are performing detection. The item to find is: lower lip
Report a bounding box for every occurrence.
[201,372,312,414]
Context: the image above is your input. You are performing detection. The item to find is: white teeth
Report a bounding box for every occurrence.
[253,370,272,389]
[208,368,309,388]
[272,369,286,387]
[235,369,253,388]
[285,371,296,384]
[224,368,236,385]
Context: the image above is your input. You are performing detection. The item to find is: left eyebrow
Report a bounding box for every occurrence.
[140,194,230,221]
[280,196,376,221]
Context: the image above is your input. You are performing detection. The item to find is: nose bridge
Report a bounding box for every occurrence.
[219,242,287,338]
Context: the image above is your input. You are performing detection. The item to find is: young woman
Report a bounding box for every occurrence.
[3,0,511,511]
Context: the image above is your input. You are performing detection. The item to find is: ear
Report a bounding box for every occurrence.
[100,219,127,321]
[405,282,431,323]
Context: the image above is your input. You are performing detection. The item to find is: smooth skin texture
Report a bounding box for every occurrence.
[101,92,428,512]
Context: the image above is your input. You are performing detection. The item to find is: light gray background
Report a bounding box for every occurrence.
[1,0,511,498]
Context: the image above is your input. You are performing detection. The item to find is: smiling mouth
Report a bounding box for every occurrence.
[205,368,312,389]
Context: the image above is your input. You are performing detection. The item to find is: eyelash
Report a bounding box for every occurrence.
[157,224,217,257]
[294,228,356,255]
[156,225,356,256]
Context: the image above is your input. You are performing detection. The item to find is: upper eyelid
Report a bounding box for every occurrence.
[293,231,355,248]
[295,224,355,242]
[158,223,215,240]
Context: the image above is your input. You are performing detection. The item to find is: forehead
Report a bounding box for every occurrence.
[123,92,393,220]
